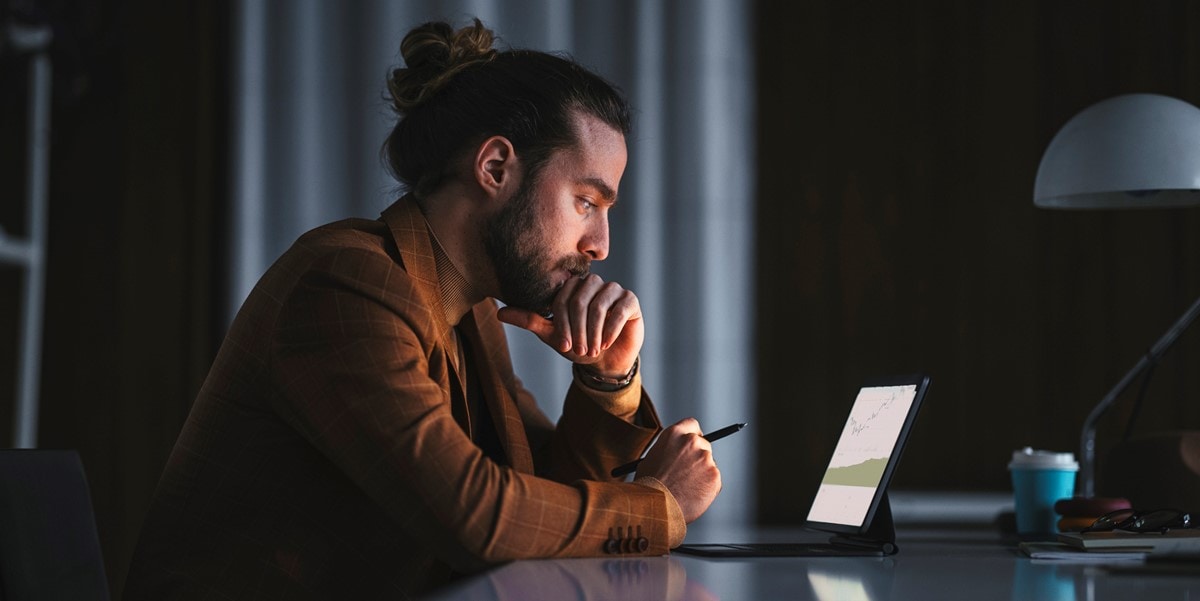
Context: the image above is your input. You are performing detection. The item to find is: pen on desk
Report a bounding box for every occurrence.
[610,422,747,478]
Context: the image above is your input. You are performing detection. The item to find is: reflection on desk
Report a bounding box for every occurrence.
[422,556,712,601]
[422,527,1200,601]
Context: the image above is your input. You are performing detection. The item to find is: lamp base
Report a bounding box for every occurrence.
[1101,431,1200,512]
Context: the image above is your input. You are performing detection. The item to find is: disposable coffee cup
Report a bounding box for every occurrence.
[1008,447,1078,536]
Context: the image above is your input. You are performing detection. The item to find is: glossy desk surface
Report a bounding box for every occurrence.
[423,525,1200,600]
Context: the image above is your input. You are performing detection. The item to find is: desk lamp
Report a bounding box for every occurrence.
[1033,93,1200,499]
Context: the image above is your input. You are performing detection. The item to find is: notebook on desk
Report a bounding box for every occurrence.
[1058,530,1200,553]
[675,374,931,557]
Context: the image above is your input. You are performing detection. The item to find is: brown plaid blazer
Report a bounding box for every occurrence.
[124,198,672,600]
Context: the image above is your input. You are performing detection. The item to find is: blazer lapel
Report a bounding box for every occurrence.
[462,306,535,474]
[380,197,471,434]
[380,196,533,473]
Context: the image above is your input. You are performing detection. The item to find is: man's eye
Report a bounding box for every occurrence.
[578,198,596,212]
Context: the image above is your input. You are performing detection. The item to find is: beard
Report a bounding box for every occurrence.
[483,176,591,317]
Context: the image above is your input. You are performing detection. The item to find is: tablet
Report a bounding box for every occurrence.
[675,374,930,557]
[805,374,930,536]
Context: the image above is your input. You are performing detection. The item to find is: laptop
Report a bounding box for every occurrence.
[675,374,931,557]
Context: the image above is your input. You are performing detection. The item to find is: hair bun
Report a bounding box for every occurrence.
[388,19,497,114]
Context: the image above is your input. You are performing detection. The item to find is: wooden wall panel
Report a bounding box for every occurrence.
[756,0,1200,523]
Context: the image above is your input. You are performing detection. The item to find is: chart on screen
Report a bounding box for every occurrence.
[807,384,918,526]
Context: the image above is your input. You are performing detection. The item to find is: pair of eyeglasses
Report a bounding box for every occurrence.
[1081,508,1192,534]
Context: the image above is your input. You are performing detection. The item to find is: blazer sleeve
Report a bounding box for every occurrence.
[267,247,673,571]
[528,376,658,482]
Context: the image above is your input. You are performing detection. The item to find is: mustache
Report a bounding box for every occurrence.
[559,253,591,277]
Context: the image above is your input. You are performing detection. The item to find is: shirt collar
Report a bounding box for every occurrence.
[428,220,481,327]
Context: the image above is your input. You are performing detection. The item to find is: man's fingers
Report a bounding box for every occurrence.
[594,291,619,352]
[566,274,604,356]
[588,282,626,354]
[600,290,639,350]
[496,306,554,342]
[636,416,723,523]
[670,417,702,436]
[551,276,584,353]
[555,276,639,360]
[502,272,644,368]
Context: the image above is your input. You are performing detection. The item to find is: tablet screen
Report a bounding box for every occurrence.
[806,376,928,532]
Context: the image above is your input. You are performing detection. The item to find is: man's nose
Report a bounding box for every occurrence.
[580,215,609,261]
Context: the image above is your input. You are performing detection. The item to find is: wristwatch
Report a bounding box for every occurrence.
[573,357,639,392]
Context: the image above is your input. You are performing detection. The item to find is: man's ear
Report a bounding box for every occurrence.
[473,136,519,200]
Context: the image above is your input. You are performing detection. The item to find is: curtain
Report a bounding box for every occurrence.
[231,0,755,525]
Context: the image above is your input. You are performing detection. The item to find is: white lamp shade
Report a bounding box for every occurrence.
[1034,94,1200,209]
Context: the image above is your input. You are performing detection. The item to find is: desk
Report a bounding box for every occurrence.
[422,525,1200,600]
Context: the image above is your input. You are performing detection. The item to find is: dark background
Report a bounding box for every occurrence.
[2,0,1200,596]
[754,0,1200,522]
[2,1,227,596]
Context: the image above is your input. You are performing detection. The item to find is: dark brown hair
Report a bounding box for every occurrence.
[384,19,631,198]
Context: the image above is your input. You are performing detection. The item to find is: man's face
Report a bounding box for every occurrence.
[483,114,628,316]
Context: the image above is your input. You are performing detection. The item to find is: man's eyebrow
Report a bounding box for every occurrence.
[578,177,617,204]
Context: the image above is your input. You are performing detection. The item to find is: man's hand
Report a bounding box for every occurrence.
[634,418,722,523]
[497,273,644,377]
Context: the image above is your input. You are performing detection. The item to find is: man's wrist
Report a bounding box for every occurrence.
[574,357,639,392]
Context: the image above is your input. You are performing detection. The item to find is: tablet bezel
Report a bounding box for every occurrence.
[804,374,931,537]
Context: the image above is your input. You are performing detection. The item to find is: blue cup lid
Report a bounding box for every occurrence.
[1008,447,1079,471]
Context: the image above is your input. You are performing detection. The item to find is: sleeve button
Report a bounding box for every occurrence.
[604,528,620,554]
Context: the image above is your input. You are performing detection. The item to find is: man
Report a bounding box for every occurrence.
[125,19,721,599]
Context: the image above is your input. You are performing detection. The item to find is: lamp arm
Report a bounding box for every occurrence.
[1079,293,1200,498]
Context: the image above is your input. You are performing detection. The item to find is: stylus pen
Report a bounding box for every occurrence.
[610,422,747,478]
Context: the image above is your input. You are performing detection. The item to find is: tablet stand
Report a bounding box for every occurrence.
[828,492,898,555]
